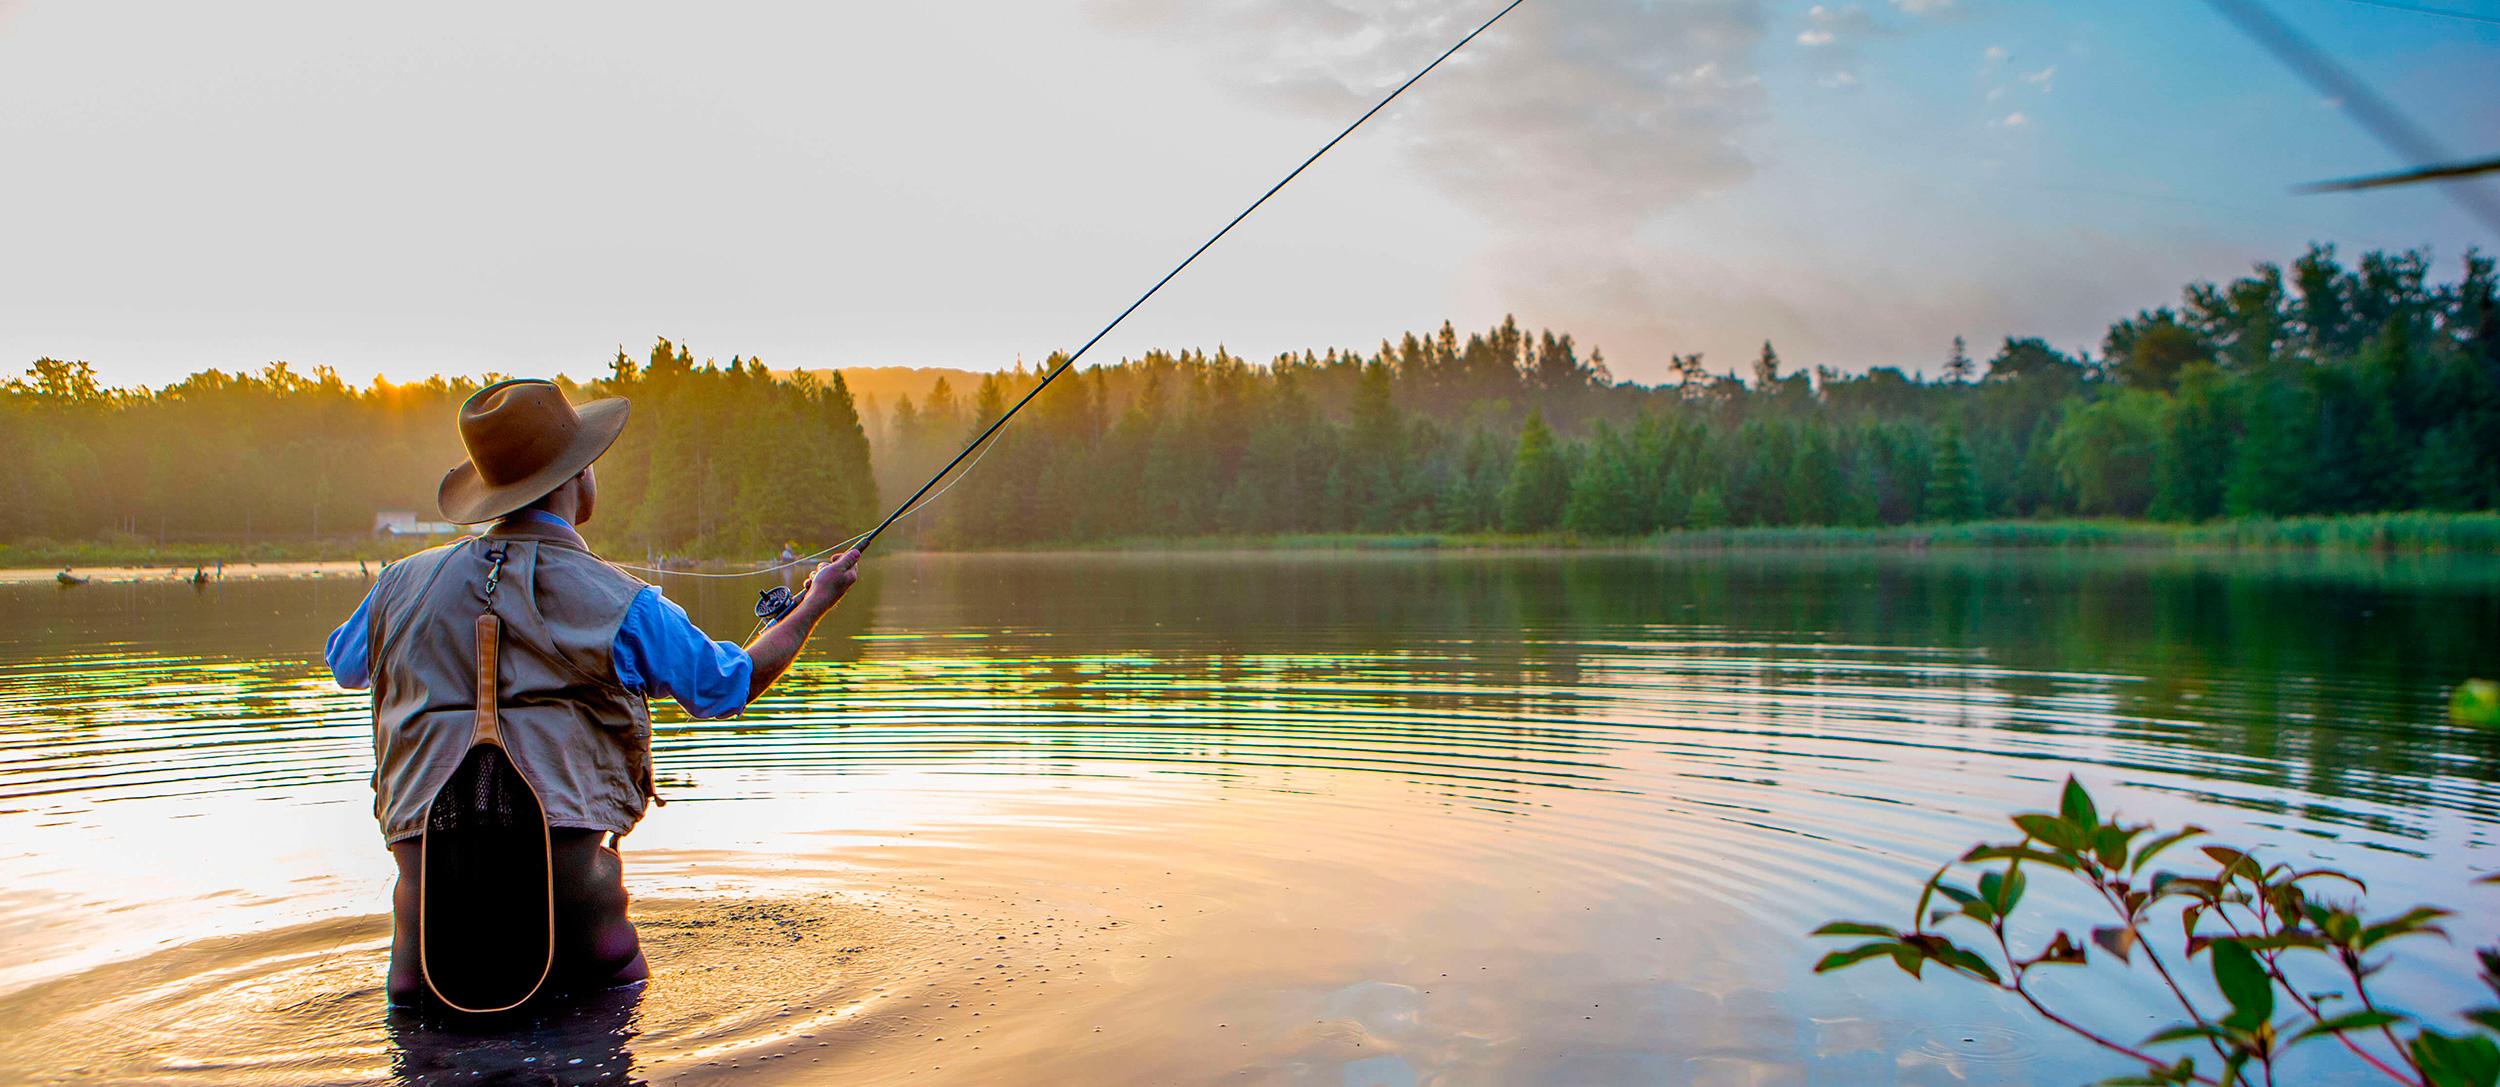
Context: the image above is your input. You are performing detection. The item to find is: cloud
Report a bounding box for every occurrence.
[1094,0,1770,233]
[1797,4,1869,47]
[1975,47,2055,124]
[1095,0,2103,378]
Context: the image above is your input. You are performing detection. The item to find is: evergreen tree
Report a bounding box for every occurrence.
[1925,427,1981,522]
[1943,337,1975,383]
[1500,413,1569,532]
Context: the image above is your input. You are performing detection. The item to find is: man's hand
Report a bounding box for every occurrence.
[745,549,864,704]
[796,550,861,617]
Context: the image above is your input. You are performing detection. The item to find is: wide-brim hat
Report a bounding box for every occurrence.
[438,378,631,525]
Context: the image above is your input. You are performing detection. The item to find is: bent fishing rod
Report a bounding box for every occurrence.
[634,0,1528,619]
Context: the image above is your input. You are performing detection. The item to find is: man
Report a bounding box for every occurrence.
[324,378,861,1007]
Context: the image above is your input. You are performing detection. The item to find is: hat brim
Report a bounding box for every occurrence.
[437,397,631,525]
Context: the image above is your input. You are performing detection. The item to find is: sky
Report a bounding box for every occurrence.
[1,0,2495,390]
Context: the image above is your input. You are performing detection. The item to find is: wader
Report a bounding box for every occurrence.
[417,544,556,1013]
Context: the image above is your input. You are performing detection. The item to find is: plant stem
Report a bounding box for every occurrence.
[2003,976,2223,1086]
[2093,874,2237,1071]
[2211,900,2422,1085]
[2344,954,2424,1079]
[1985,916,2223,1086]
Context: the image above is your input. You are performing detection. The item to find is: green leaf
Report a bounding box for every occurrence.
[1979,868,2026,916]
[1811,921,1900,938]
[2358,906,2453,951]
[2096,1056,2201,1085]
[2288,1009,2405,1043]
[2465,1009,2500,1033]
[2061,776,2099,831]
[2288,867,2366,892]
[1889,944,1925,979]
[2210,939,2275,1032]
[2475,872,2498,886]
[1814,941,1903,973]
[2410,1030,2500,1087]
[2094,824,2143,871]
[2145,1023,2229,1045]
[2013,813,2084,853]
[2202,845,2257,881]
[2132,826,2206,872]
[2100,1059,2200,1084]
[1963,844,2081,871]
[1904,934,2002,984]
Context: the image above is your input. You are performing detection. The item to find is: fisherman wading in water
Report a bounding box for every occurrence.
[324,379,860,1010]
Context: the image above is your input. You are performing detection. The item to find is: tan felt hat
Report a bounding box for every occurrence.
[436,379,631,525]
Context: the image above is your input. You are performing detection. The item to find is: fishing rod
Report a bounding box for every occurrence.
[678,0,1528,623]
[847,0,1526,560]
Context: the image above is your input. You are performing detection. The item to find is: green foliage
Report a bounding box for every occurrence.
[1813,777,2499,1086]
[15,243,2500,555]
[0,343,874,561]
[1501,413,1570,532]
[1925,428,1982,522]
[2451,679,2500,729]
[2054,390,2165,517]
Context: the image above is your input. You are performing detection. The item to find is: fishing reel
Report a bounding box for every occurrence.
[755,585,798,625]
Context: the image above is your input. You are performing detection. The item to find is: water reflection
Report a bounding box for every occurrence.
[1,550,2496,1085]
[388,984,645,1086]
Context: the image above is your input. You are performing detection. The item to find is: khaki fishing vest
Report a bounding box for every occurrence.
[365,519,657,843]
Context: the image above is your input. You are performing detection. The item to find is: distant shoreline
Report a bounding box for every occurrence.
[13,513,2500,575]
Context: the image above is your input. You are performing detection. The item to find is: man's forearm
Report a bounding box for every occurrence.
[743,599,833,701]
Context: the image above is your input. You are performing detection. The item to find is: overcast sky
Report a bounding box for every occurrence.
[2,0,2494,390]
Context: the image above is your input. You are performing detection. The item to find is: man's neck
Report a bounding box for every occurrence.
[492,508,588,549]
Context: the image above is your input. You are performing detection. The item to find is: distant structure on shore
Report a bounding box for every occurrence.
[372,511,473,538]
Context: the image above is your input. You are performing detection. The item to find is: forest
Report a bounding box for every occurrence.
[2,242,2494,556]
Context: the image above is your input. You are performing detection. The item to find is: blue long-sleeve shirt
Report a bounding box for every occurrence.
[325,511,754,718]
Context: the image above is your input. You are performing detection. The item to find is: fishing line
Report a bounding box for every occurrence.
[610,0,1526,591]
[849,0,1528,555]
[603,421,1013,580]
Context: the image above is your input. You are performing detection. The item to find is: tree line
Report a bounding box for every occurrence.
[0,342,877,558]
[878,244,2499,545]
[3,242,2493,554]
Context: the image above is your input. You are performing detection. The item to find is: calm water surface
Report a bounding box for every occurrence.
[2,551,2497,1086]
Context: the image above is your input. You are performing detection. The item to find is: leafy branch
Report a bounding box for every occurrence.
[1812,777,2500,1087]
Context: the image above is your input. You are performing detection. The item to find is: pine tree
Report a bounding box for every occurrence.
[1944,336,1975,383]
[1500,413,1569,532]
[1925,426,1981,522]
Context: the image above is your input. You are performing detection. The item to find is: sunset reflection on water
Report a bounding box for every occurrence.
[2,551,2495,1085]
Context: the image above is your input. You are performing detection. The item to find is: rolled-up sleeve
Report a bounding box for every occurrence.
[611,586,754,719]
[326,590,375,690]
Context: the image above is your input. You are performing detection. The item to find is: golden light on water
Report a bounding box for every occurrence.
[3,552,2495,1083]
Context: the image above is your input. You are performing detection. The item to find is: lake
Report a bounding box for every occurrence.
[2,550,2496,1086]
